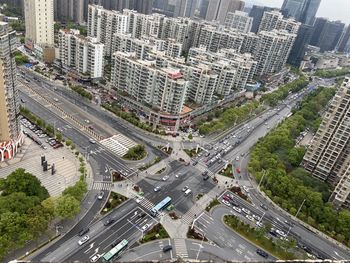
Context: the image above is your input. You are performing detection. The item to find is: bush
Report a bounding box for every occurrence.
[123,145,146,160]
[70,86,93,100]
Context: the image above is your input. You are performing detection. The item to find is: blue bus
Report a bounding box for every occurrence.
[102,239,128,262]
[151,196,172,216]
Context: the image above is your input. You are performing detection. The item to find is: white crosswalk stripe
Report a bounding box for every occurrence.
[174,238,188,258]
[91,181,113,190]
[100,134,137,156]
[181,205,203,225]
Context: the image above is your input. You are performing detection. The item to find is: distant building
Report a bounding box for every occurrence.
[0,21,24,162]
[152,0,177,17]
[174,0,197,18]
[54,0,84,24]
[59,29,104,79]
[205,0,245,24]
[303,77,350,210]
[248,5,273,33]
[337,26,350,53]
[258,10,300,34]
[24,0,54,46]
[288,24,313,67]
[281,0,321,25]
[317,20,345,52]
[197,0,209,19]
[224,11,253,33]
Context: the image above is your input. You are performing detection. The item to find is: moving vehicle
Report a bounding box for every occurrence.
[154,186,161,192]
[163,245,172,252]
[104,218,115,226]
[78,228,90,236]
[150,196,172,217]
[97,191,104,200]
[256,249,268,258]
[78,235,89,245]
[90,254,101,262]
[162,175,169,181]
[203,174,209,180]
[102,239,128,261]
[182,186,189,192]
[184,188,192,196]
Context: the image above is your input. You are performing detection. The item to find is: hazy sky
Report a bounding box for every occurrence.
[246,0,350,24]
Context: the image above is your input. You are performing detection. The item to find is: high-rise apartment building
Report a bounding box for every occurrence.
[287,24,313,66]
[88,5,128,55]
[303,77,350,209]
[281,0,321,25]
[254,30,297,76]
[0,22,23,162]
[59,29,104,79]
[258,10,300,34]
[206,0,245,24]
[24,0,54,46]
[54,0,84,24]
[248,5,273,33]
[174,0,198,18]
[224,11,253,33]
[310,17,327,46]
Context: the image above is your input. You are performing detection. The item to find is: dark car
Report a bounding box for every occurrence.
[203,174,209,180]
[78,227,90,237]
[192,160,198,166]
[137,212,146,219]
[256,249,268,258]
[104,218,115,226]
[202,171,208,176]
[260,204,268,210]
[162,245,172,253]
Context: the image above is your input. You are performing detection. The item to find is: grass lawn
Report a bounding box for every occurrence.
[140,224,169,243]
[219,164,234,178]
[224,215,297,260]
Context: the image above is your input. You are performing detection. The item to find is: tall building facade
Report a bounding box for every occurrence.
[0,22,23,162]
[206,0,245,24]
[317,20,345,52]
[303,77,350,209]
[281,0,321,25]
[287,24,313,66]
[248,5,273,33]
[224,11,253,33]
[174,0,198,18]
[59,29,104,79]
[24,0,54,46]
[337,26,350,53]
[152,0,177,17]
[310,17,327,46]
[54,0,84,24]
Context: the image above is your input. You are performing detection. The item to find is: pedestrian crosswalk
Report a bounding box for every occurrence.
[174,238,188,258]
[100,134,137,157]
[181,205,204,225]
[91,181,113,190]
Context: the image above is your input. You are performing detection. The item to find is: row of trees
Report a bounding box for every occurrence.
[199,101,260,135]
[315,68,350,78]
[13,51,29,65]
[261,77,309,107]
[248,86,350,247]
[70,86,93,101]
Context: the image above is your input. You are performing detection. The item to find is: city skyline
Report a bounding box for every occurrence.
[247,0,350,24]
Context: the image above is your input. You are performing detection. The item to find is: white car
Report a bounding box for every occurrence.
[89,138,96,144]
[142,223,151,232]
[276,229,287,237]
[256,221,264,228]
[232,206,241,213]
[162,175,169,181]
[245,214,254,221]
[154,186,161,192]
[252,214,261,221]
[175,173,180,178]
[222,199,230,207]
[242,208,250,214]
[235,156,240,161]
[136,197,144,203]
[90,254,101,262]
[243,186,250,193]
[78,235,90,245]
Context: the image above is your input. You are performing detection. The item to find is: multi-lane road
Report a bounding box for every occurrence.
[19,68,350,262]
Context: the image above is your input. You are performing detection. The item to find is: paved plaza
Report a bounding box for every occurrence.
[0,137,81,196]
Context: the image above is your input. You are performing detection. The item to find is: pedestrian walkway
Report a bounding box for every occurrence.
[174,238,188,258]
[100,134,137,156]
[0,138,81,197]
[91,181,113,191]
[181,205,204,225]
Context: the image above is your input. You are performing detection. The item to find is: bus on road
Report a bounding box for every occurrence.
[102,239,128,262]
[150,196,172,216]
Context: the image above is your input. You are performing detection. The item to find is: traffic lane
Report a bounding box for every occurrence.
[40,201,138,262]
[21,89,134,175]
[67,206,154,262]
[195,207,272,261]
[120,239,173,262]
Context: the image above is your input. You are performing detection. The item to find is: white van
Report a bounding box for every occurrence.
[184,189,192,196]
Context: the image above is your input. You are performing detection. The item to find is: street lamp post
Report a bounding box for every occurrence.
[287,199,306,236]
[258,169,266,188]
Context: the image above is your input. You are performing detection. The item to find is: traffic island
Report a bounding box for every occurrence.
[184,148,202,158]
[140,224,169,244]
[187,227,208,241]
[138,157,161,171]
[229,186,249,201]
[219,164,234,178]
[101,192,128,215]
[205,198,220,212]
[112,171,126,182]
[224,215,300,260]
[122,145,147,161]
[157,145,173,155]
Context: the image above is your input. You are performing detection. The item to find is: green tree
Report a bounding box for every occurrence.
[55,195,80,219]
[62,180,87,201]
[188,134,193,140]
[0,168,49,201]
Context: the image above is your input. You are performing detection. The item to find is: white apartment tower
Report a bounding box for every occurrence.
[303,77,350,209]
[224,11,253,33]
[24,0,54,45]
[258,10,300,34]
[59,29,104,79]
